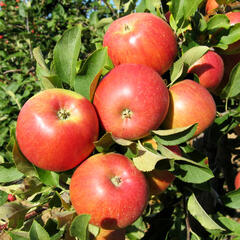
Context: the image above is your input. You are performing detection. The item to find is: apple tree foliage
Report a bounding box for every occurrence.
[0,0,240,239]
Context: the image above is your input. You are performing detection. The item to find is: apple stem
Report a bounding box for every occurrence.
[121,108,133,119]
[111,176,122,187]
[57,109,71,120]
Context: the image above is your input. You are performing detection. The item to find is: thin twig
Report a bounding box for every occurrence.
[25,13,34,60]
[3,69,22,75]
[184,197,191,240]
[102,0,117,18]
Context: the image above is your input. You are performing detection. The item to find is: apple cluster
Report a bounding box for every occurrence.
[16,11,230,238]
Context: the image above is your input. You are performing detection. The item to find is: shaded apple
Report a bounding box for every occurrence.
[235,171,240,190]
[205,0,219,15]
[187,50,224,92]
[162,80,216,137]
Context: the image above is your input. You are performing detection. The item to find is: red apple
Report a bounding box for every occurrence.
[0,1,6,7]
[103,12,177,75]
[16,88,99,172]
[93,64,169,140]
[235,171,240,190]
[70,153,149,230]
[7,194,16,202]
[162,80,216,137]
[187,50,224,92]
[205,0,219,15]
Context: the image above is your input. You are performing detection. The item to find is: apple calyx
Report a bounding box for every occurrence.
[121,108,133,119]
[124,24,131,33]
[111,176,122,187]
[57,108,71,120]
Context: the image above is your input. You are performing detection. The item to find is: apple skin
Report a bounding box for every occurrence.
[234,172,240,190]
[93,64,169,140]
[16,88,99,172]
[205,0,218,15]
[142,137,181,195]
[103,12,177,75]
[187,51,224,92]
[69,153,149,230]
[162,80,216,137]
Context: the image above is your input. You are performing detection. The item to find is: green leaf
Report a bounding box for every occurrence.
[33,47,50,73]
[173,162,214,183]
[49,192,62,208]
[221,62,240,99]
[75,47,108,101]
[53,24,82,88]
[13,141,38,177]
[216,23,240,48]
[133,142,166,172]
[188,194,225,234]
[218,216,240,235]
[94,132,115,153]
[0,164,24,183]
[170,46,209,83]
[126,217,147,239]
[124,0,138,13]
[0,190,8,206]
[112,0,121,10]
[70,214,91,240]
[207,14,230,32]
[0,202,29,228]
[9,231,29,240]
[222,188,240,209]
[33,47,61,89]
[30,220,51,240]
[170,0,204,23]
[96,18,113,29]
[36,168,60,187]
[88,224,100,238]
[152,124,198,145]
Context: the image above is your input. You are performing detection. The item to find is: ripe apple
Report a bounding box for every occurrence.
[7,194,16,202]
[187,51,224,92]
[235,171,240,190]
[93,64,169,140]
[162,80,216,137]
[16,88,99,172]
[103,12,177,75]
[142,137,181,195]
[205,0,219,15]
[70,153,149,230]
